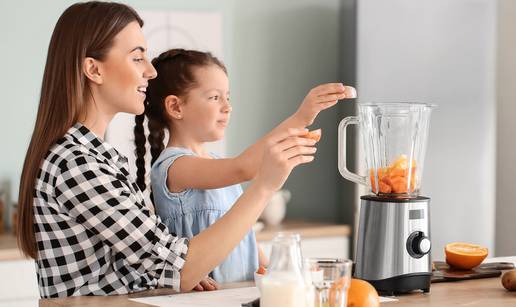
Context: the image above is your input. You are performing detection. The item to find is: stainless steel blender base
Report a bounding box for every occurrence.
[354,195,432,294]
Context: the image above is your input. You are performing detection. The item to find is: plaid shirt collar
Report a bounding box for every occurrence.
[68,122,129,173]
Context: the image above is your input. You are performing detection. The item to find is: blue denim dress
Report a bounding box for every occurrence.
[150,147,259,283]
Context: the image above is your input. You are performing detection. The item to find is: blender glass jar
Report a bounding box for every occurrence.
[338,102,435,198]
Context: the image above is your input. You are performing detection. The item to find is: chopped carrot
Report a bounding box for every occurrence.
[302,129,322,142]
[256,266,267,275]
[379,181,392,194]
[389,176,408,194]
[369,155,418,195]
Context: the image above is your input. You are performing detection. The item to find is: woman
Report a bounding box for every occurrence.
[17,2,320,298]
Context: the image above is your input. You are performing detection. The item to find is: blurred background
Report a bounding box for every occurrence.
[0,0,515,265]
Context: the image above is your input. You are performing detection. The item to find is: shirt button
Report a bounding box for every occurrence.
[157,247,162,253]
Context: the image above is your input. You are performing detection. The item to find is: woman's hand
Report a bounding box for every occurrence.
[254,128,317,193]
[293,83,356,126]
[193,276,219,291]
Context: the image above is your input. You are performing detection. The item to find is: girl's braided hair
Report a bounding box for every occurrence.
[134,49,227,192]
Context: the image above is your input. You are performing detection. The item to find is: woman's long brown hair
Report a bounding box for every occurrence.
[18,1,143,259]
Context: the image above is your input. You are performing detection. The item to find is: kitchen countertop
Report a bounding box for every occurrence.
[39,261,516,307]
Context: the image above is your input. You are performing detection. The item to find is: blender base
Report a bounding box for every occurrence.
[366,273,431,296]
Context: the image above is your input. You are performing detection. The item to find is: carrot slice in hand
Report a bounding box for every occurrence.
[302,129,322,142]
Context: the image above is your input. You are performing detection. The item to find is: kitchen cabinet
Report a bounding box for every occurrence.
[255,220,351,259]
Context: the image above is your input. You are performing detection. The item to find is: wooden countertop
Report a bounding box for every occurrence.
[0,221,350,261]
[39,271,516,307]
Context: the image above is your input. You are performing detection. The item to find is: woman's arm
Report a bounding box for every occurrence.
[167,83,354,192]
[179,128,314,291]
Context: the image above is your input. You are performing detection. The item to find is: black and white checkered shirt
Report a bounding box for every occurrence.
[34,123,189,298]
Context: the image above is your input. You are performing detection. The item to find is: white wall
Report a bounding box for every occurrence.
[356,0,497,259]
[496,0,516,257]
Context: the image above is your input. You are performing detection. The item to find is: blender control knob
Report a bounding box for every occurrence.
[418,237,431,254]
[407,231,431,258]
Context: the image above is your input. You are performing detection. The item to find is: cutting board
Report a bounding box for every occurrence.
[431,261,514,283]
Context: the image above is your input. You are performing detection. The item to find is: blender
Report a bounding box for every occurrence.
[338,102,435,295]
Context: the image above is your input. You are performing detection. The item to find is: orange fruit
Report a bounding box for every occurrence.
[347,278,380,307]
[445,242,488,270]
[302,129,322,142]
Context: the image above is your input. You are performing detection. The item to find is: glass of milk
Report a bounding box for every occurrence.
[303,258,353,307]
[260,233,307,307]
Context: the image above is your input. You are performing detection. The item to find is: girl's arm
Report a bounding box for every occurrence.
[232,83,355,181]
[179,128,314,291]
[167,83,355,192]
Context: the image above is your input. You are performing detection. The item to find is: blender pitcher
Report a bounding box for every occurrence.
[338,102,435,198]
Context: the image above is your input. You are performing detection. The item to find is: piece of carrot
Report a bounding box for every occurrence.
[379,181,392,194]
[256,266,267,275]
[302,129,322,142]
[389,176,408,194]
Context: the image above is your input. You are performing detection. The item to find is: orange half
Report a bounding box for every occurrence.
[445,242,488,270]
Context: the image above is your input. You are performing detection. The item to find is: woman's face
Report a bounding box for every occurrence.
[96,21,157,116]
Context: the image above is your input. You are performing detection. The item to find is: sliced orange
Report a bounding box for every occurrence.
[445,242,488,270]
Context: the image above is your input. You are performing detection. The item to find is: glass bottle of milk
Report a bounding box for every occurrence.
[261,233,307,307]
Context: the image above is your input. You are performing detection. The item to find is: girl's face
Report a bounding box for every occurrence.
[180,65,231,142]
[96,21,157,116]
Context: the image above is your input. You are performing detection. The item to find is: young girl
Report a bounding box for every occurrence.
[18,2,316,297]
[134,49,356,283]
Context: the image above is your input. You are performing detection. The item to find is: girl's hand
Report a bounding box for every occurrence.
[254,128,317,193]
[294,83,356,126]
[193,276,219,291]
